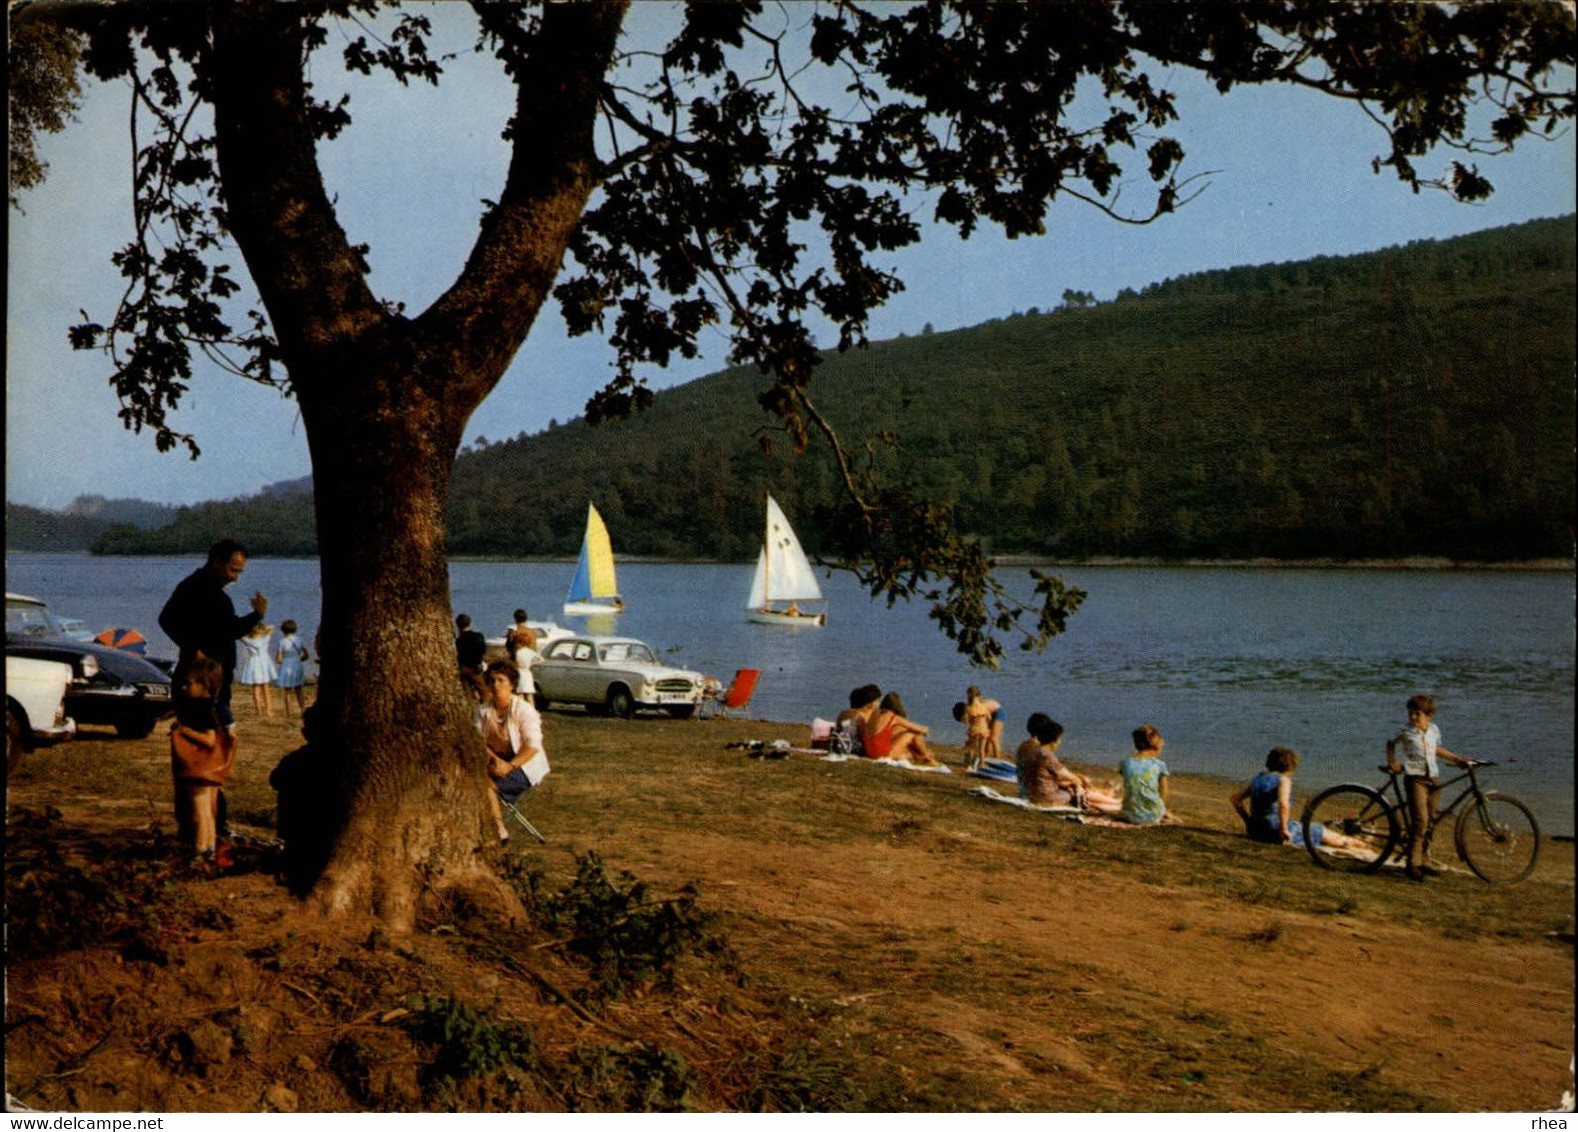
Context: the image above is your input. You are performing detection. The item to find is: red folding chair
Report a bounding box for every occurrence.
[708,668,760,719]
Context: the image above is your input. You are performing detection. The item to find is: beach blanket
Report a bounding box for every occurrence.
[968,785,1155,828]
[819,752,955,775]
[968,785,1083,815]
[966,761,1018,784]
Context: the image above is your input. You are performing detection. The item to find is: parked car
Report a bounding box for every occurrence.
[5,592,173,739]
[483,620,574,664]
[533,635,706,719]
[6,653,76,774]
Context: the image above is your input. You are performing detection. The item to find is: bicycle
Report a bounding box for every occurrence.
[1299,759,1540,883]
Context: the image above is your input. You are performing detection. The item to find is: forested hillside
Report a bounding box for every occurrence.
[6,497,180,552]
[81,216,1575,561]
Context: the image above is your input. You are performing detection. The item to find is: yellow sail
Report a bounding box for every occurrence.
[584,503,618,601]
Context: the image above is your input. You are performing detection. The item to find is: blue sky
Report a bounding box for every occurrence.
[7,4,1574,510]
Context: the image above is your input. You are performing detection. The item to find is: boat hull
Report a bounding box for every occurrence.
[746,607,826,628]
[564,601,625,616]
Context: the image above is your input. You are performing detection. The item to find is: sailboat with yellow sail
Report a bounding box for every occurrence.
[563,503,625,616]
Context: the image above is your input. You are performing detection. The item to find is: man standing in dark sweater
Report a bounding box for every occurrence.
[159,539,269,724]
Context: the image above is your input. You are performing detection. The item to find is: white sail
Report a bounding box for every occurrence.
[761,495,823,602]
[746,547,769,610]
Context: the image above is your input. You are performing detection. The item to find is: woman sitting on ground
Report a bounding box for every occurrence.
[830,684,882,754]
[474,659,550,843]
[1015,713,1122,813]
[863,692,942,766]
[1230,746,1364,854]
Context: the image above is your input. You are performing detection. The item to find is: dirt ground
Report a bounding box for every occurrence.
[5,702,1574,1112]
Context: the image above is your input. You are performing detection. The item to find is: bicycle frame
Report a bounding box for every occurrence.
[1375,762,1487,842]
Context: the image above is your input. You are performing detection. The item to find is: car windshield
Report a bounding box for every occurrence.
[598,642,656,665]
[6,600,55,637]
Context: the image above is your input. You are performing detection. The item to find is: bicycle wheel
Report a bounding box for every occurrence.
[1455,793,1540,884]
[1301,785,1398,874]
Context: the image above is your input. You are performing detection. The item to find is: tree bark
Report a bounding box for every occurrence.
[303,346,516,926]
[202,0,626,928]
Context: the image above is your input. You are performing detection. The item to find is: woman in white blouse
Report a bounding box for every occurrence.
[475,659,549,842]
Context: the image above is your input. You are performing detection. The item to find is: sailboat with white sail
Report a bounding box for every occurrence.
[746,495,826,627]
[563,503,625,616]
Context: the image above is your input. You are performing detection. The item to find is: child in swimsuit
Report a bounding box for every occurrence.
[954,687,1002,769]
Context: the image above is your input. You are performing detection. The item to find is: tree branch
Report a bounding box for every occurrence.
[419,0,627,412]
[209,2,387,370]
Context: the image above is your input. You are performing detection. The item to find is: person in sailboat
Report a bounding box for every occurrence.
[863,692,943,767]
[474,659,549,843]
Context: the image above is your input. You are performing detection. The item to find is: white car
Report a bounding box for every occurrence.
[533,635,706,719]
[483,620,574,663]
[6,654,76,774]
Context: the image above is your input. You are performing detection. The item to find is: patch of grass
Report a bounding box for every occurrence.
[3,807,188,964]
[1320,1063,1448,1112]
[561,1043,695,1112]
[506,852,733,1003]
[1240,921,1284,945]
[742,1038,913,1112]
[405,994,536,1098]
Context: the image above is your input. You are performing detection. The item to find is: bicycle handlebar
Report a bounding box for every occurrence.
[1379,758,1494,775]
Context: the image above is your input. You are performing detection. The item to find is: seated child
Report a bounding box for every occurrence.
[269,705,344,893]
[1231,746,1365,853]
[1118,723,1170,825]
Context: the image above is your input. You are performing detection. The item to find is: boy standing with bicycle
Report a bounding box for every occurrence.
[1386,694,1471,881]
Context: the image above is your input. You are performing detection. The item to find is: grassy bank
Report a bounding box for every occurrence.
[6,705,1573,1112]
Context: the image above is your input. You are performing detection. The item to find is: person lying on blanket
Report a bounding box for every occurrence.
[1016,713,1122,813]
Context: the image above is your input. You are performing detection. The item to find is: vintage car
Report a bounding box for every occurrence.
[6,653,76,774]
[483,619,574,664]
[5,592,173,739]
[533,635,706,719]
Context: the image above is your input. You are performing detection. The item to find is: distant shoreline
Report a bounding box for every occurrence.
[7,548,1574,571]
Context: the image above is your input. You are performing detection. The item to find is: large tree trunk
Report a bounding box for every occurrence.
[203,1,625,929]
[302,348,516,927]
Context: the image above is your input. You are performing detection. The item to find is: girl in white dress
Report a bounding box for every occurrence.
[237,621,277,718]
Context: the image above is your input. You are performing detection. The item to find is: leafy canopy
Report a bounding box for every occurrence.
[14,0,1575,665]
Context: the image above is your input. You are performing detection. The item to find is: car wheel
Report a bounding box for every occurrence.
[665,704,696,720]
[605,685,635,719]
[7,706,25,778]
[115,717,156,740]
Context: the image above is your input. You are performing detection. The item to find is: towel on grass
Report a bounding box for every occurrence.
[968,785,1155,828]
[968,785,1082,814]
[966,763,1018,784]
[819,752,955,775]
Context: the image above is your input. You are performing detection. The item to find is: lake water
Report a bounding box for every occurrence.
[8,552,1573,835]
